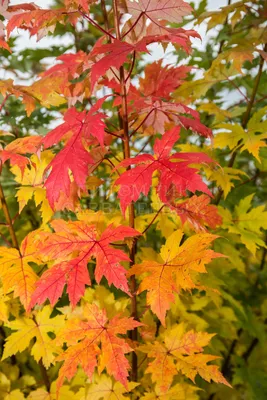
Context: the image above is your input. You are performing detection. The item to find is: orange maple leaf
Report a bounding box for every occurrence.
[56,303,142,390]
[29,220,141,308]
[169,194,222,232]
[128,230,223,325]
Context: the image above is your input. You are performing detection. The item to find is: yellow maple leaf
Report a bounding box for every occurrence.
[0,234,39,309]
[81,375,138,400]
[139,323,230,393]
[19,76,67,109]
[214,120,267,161]
[0,372,24,400]
[203,166,247,198]
[28,381,78,400]
[141,382,200,400]
[11,151,54,224]
[2,306,65,368]
[220,194,267,255]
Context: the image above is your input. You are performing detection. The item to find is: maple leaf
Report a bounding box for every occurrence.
[28,381,78,400]
[64,0,95,13]
[42,51,92,106]
[203,165,247,199]
[90,39,148,89]
[125,95,211,136]
[128,230,222,325]
[29,221,141,308]
[0,234,39,309]
[121,0,193,41]
[169,194,222,232]
[7,6,79,41]
[43,100,106,207]
[124,0,192,24]
[56,303,141,390]
[0,38,11,52]
[43,51,91,81]
[0,135,42,175]
[0,0,38,54]
[90,35,194,90]
[11,151,54,224]
[0,77,66,116]
[20,75,67,109]
[142,382,200,400]
[214,118,267,161]
[82,375,139,400]
[139,322,230,393]
[0,371,24,400]
[139,61,191,99]
[2,306,65,368]
[0,79,36,116]
[115,127,213,214]
[220,194,267,256]
[174,61,240,103]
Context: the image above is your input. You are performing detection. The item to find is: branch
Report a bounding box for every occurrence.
[0,231,12,247]
[0,94,11,112]
[142,206,165,235]
[113,0,138,381]
[105,128,123,139]
[121,12,144,39]
[79,10,116,40]
[126,50,136,82]
[38,360,51,392]
[129,109,155,138]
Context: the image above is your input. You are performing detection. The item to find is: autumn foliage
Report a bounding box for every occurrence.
[0,0,267,399]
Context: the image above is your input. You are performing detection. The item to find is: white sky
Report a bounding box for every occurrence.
[8,0,232,52]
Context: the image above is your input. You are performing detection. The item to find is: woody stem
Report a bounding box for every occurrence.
[113,0,138,382]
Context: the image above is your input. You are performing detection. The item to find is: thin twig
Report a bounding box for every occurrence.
[121,12,144,39]
[142,206,165,235]
[0,232,12,247]
[126,51,136,82]
[129,109,155,138]
[79,10,115,40]
[0,94,11,112]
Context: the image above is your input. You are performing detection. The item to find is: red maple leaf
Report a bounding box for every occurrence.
[139,61,191,99]
[29,221,141,308]
[90,29,199,89]
[90,38,149,89]
[7,6,79,40]
[43,99,106,207]
[112,62,211,137]
[115,127,213,214]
